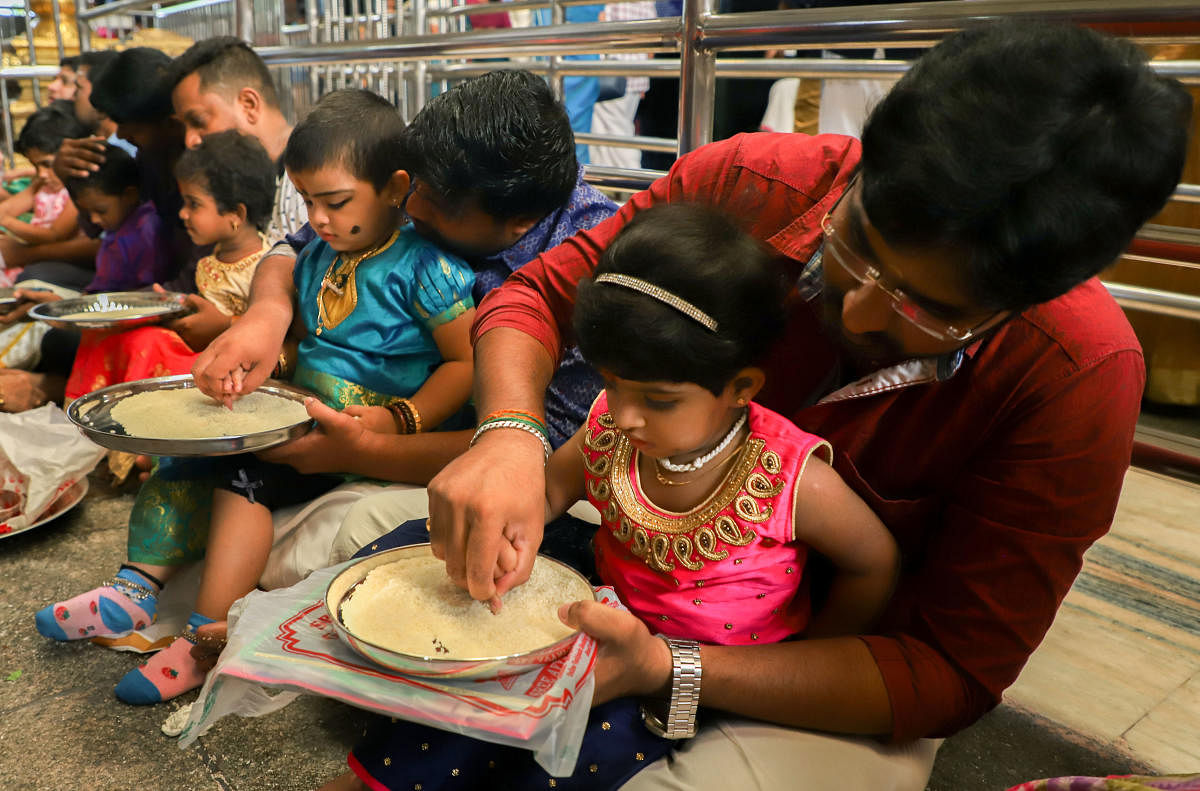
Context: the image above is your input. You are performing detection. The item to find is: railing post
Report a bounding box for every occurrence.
[234,0,254,41]
[548,0,564,102]
[23,0,42,106]
[1,81,14,164]
[678,0,715,156]
[413,0,428,114]
[74,0,90,51]
[50,0,65,63]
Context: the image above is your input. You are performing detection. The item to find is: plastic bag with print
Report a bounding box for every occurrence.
[0,404,105,532]
[179,561,615,777]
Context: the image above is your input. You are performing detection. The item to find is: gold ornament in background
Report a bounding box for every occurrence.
[11,0,80,63]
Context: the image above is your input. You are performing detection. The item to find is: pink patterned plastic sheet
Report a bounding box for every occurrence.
[180,562,613,776]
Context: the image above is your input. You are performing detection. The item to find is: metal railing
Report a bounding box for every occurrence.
[20,0,1200,322]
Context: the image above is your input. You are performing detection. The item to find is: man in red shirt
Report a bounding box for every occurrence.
[398,20,1192,791]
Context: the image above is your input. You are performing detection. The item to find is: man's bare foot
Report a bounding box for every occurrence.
[0,370,55,412]
[316,771,369,791]
[134,454,153,483]
[188,620,228,673]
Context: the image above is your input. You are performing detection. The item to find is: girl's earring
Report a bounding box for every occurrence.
[736,398,747,406]
[232,221,240,232]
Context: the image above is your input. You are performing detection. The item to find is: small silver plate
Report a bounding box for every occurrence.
[29,291,189,329]
[66,374,315,457]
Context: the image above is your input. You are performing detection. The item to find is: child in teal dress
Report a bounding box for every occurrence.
[37,90,478,705]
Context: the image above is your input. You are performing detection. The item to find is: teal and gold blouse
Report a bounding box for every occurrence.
[293,225,475,408]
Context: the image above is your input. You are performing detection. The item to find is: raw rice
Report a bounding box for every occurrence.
[110,388,309,439]
[341,555,592,659]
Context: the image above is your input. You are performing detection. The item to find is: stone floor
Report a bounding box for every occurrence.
[0,456,1195,790]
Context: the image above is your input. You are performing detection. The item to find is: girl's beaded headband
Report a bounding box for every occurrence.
[594,273,718,332]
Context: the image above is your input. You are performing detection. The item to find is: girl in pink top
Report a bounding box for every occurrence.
[545,203,898,652]
[344,204,899,791]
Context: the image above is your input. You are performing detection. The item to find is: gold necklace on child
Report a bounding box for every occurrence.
[316,229,400,335]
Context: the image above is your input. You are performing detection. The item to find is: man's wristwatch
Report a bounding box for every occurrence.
[641,638,702,739]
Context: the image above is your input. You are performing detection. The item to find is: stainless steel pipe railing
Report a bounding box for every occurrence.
[1105,283,1200,323]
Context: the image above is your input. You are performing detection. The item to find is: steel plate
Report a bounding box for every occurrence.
[66,374,315,457]
[29,291,189,329]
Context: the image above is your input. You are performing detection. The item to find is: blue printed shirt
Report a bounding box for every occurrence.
[472,168,617,446]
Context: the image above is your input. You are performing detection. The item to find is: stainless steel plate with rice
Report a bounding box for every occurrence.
[29,291,189,329]
[66,374,315,457]
[326,544,597,680]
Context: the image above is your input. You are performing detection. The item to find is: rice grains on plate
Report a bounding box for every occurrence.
[341,555,593,659]
[110,388,310,439]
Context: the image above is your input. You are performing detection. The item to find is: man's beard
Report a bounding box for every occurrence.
[819,283,907,374]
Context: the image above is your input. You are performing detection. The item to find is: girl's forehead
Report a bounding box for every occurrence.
[177,175,212,193]
[600,370,707,395]
[286,162,369,193]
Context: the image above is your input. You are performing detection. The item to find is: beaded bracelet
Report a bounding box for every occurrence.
[387,397,422,434]
[478,408,549,437]
[470,418,553,461]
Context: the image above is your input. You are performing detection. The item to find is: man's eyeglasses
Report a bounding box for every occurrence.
[820,178,1005,343]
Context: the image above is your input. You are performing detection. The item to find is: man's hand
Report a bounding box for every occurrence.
[426,428,548,605]
[191,312,287,408]
[163,291,231,352]
[53,136,107,181]
[188,620,228,673]
[559,600,673,706]
[0,288,61,326]
[256,397,365,474]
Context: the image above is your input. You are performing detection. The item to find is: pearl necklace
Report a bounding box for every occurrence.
[657,409,748,473]
[654,441,744,486]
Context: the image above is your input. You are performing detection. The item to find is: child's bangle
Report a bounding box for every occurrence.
[387,397,422,434]
[470,418,552,462]
[271,351,292,379]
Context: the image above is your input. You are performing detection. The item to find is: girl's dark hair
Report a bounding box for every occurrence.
[65,143,139,199]
[15,101,87,156]
[574,204,786,396]
[283,88,405,191]
[175,130,276,232]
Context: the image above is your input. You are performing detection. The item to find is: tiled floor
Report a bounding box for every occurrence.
[1004,467,1200,771]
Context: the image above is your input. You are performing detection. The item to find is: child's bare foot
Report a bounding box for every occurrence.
[316,771,369,791]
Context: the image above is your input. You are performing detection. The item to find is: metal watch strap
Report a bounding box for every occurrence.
[641,638,702,739]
